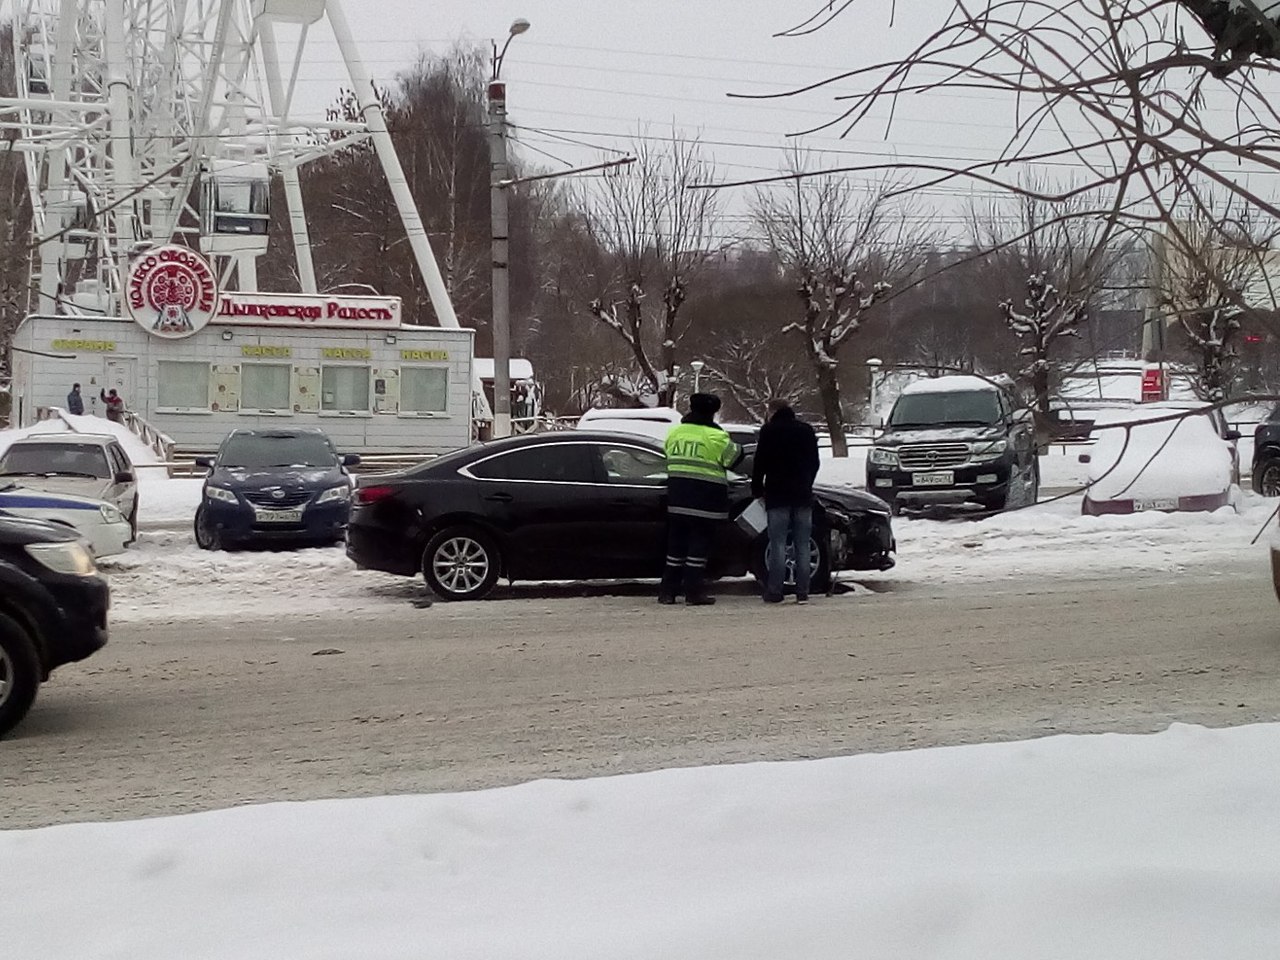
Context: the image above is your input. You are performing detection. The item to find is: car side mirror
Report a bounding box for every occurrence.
[1225,429,1242,442]
[1078,453,1091,464]
[114,471,134,484]
[194,456,213,469]
[342,453,362,467]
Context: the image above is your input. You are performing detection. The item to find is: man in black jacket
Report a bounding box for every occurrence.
[751,399,820,603]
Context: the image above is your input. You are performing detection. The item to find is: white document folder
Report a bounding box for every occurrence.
[735,497,768,536]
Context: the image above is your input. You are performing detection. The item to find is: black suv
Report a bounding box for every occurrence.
[866,375,1040,513]
[1253,404,1280,496]
[0,514,109,737]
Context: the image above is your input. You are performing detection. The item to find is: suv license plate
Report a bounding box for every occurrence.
[1134,498,1177,512]
[912,471,954,487]
[255,509,303,523]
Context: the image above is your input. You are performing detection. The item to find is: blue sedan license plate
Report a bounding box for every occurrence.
[255,509,303,523]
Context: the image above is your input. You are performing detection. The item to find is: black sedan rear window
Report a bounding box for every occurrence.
[220,433,337,469]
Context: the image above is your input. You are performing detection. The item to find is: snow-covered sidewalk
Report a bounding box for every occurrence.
[4,721,1279,959]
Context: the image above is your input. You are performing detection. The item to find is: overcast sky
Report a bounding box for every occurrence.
[285,0,1011,230]
[281,1,1280,238]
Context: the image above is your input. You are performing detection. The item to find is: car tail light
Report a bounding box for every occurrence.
[355,484,397,505]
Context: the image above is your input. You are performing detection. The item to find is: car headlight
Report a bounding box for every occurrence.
[99,503,124,524]
[205,486,238,504]
[970,439,1009,461]
[25,541,96,576]
[315,484,352,505]
[868,447,899,466]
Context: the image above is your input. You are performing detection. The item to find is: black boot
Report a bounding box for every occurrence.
[685,594,716,606]
[658,564,682,605]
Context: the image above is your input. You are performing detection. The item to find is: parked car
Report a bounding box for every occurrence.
[1081,409,1236,515]
[866,375,1039,513]
[193,428,361,550]
[0,433,139,538]
[1252,403,1280,496]
[576,408,762,469]
[0,514,109,737]
[347,431,895,601]
[0,484,131,557]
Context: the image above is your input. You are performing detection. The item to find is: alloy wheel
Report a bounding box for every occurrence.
[432,536,491,595]
[783,537,823,587]
[1263,464,1280,497]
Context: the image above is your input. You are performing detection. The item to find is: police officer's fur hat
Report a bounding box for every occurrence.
[688,392,721,416]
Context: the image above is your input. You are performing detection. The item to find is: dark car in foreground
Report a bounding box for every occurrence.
[1252,403,1280,496]
[0,514,109,737]
[347,431,895,601]
[194,428,361,550]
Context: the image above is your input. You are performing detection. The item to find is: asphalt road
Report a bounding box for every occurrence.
[4,564,1278,829]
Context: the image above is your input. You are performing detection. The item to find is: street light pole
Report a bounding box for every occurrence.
[488,18,529,439]
[691,359,705,394]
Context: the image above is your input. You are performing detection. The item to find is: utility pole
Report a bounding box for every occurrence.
[488,19,530,439]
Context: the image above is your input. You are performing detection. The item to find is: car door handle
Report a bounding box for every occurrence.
[483,492,513,503]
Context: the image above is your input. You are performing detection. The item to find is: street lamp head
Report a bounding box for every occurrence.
[509,18,531,35]
[690,360,705,373]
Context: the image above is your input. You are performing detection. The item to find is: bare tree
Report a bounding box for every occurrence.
[1155,203,1276,400]
[743,1,1280,404]
[579,131,721,407]
[702,333,815,422]
[972,182,1132,417]
[752,163,929,456]
[1001,276,1088,418]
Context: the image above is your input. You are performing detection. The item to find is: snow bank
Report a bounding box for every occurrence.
[4,722,1280,959]
[877,494,1273,584]
[99,493,1275,623]
[0,412,162,466]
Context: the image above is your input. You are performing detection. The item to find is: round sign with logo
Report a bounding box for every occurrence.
[125,245,219,339]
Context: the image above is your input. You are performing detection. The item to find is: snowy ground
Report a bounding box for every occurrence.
[98,492,1278,624]
[5,721,1279,959]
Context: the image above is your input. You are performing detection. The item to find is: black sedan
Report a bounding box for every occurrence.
[347,431,895,601]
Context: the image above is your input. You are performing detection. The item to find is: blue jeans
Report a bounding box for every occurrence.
[766,505,813,598]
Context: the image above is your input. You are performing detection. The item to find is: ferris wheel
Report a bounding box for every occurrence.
[0,0,460,331]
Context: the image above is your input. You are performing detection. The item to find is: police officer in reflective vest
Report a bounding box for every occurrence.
[660,392,742,606]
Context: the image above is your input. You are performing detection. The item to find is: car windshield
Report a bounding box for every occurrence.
[0,443,111,479]
[219,433,337,469]
[888,391,1001,428]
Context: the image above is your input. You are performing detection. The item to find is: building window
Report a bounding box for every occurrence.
[157,361,210,410]
[321,366,371,412]
[241,363,291,412]
[400,366,448,414]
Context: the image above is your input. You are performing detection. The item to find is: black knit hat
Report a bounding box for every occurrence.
[689,392,721,416]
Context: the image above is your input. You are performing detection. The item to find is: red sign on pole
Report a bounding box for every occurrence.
[1140,367,1164,403]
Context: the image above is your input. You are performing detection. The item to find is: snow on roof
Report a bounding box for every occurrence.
[579,407,682,423]
[1087,414,1230,501]
[473,358,534,381]
[900,375,1000,395]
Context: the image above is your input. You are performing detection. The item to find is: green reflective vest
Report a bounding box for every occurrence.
[664,422,740,486]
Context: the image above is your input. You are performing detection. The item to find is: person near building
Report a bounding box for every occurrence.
[659,392,741,606]
[100,388,125,422]
[65,383,84,416]
[751,398,821,604]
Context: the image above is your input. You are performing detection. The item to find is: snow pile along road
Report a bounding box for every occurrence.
[879,495,1275,583]
[4,722,1279,959]
[99,492,1277,622]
